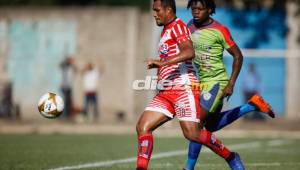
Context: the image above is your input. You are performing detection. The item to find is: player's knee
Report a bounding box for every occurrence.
[136,121,151,136]
[182,130,193,140]
[182,128,199,141]
[135,122,144,135]
[182,128,210,144]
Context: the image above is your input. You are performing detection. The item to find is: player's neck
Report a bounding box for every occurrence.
[194,17,213,28]
[165,16,177,27]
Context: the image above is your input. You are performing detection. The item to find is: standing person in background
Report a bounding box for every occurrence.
[82,62,99,121]
[60,56,76,119]
[243,63,260,102]
[242,63,263,120]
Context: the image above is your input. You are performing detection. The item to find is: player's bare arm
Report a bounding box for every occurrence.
[147,40,195,69]
[222,45,243,99]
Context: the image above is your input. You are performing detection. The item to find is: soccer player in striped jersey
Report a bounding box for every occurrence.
[136,0,247,169]
[183,0,275,170]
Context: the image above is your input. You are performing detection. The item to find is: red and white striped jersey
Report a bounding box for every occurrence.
[158,18,198,87]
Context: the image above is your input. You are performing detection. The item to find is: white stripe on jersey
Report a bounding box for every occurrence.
[160,67,178,77]
[145,107,174,118]
[177,24,183,35]
[167,53,177,57]
[184,26,188,35]
[187,27,191,35]
[172,27,178,37]
[186,88,197,121]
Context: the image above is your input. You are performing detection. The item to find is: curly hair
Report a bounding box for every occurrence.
[187,0,216,15]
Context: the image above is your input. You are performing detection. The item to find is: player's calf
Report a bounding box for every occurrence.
[136,111,170,170]
[136,134,153,170]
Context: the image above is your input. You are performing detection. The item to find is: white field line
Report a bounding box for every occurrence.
[267,139,289,146]
[48,140,284,170]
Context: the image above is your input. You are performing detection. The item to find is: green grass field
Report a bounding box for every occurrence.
[0,134,299,170]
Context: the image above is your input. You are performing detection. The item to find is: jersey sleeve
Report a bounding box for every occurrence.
[170,23,191,44]
[218,26,236,49]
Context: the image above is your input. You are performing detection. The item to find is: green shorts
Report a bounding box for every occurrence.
[200,81,228,113]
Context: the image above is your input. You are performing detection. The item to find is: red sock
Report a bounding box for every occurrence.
[136,134,153,170]
[198,130,231,159]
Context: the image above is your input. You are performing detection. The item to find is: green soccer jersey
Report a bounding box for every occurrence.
[187,20,236,82]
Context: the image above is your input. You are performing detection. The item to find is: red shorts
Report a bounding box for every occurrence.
[145,89,201,122]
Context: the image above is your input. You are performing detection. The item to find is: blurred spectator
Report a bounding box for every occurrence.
[242,63,264,120]
[116,111,125,122]
[0,81,21,120]
[82,62,99,121]
[60,56,76,119]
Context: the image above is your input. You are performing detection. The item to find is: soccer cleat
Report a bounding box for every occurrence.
[248,94,275,118]
[226,152,245,170]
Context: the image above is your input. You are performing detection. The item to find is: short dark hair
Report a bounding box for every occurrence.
[187,0,216,15]
[154,0,176,14]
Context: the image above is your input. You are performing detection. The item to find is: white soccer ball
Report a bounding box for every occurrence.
[38,92,64,119]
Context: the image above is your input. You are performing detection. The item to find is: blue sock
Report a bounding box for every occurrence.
[207,103,256,132]
[227,152,245,170]
[184,141,202,170]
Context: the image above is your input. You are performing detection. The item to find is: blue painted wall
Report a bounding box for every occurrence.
[177,7,286,115]
[7,20,76,103]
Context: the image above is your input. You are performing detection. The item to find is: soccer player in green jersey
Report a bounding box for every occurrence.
[183,0,275,170]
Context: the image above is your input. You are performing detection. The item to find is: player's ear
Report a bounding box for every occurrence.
[166,6,173,15]
[208,8,212,15]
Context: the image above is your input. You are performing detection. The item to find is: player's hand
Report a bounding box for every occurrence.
[146,59,164,69]
[221,83,234,101]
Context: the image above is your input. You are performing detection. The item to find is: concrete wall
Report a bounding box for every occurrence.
[0,7,153,122]
[286,2,300,120]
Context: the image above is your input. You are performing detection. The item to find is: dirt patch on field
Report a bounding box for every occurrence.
[0,118,300,138]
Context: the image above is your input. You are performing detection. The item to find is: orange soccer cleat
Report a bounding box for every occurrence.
[248,94,275,118]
